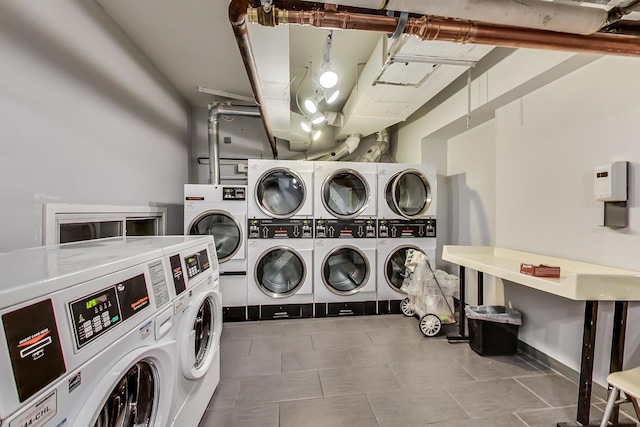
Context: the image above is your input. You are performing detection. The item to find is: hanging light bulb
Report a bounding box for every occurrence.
[312,130,322,141]
[324,88,340,104]
[303,97,318,114]
[301,121,312,133]
[311,112,326,125]
[318,31,339,89]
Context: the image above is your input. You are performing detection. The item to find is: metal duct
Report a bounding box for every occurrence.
[357,128,389,162]
[317,133,362,161]
[250,6,640,57]
[229,0,278,158]
[208,104,260,185]
[299,0,607,35]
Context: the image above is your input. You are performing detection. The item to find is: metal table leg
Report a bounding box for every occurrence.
[448,266,468,342]
[477,271,484,305]
[608,301,629,426]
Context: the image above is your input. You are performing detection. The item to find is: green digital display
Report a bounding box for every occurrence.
[86,299,97,310]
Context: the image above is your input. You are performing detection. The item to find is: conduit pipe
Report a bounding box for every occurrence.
[229,0,278,158]
[299,0,607,35]
[208,104,260,185]
[249,6,640,57]
[317,133,362,161]
[357,128,389,163]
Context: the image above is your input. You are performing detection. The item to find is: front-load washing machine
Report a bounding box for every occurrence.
[185,184,248,322]
[247,159,314,219]
[247,237,313,320]
[0,239,180,427]
[376,220,436,314]
[313,225,377,317]
[377,163,437,220]
[314,161,377,219]
[163,238,222,427]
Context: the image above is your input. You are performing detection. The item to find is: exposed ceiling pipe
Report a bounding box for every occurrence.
[357,128,389,162]
[229,0,278,159]
[317,133,362,161]
[208,104,260,185]
[299,0,608,35]
[250,5,640,57]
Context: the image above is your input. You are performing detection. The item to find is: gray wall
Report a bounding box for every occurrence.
[0,1,191,251]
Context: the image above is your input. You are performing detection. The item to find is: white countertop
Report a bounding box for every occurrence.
[442,246,640,301]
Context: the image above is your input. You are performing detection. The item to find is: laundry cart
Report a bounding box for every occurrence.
[399,249,458,337]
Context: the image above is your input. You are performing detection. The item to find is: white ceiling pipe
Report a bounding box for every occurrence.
[299,0,608,35]
[317,133,362,161]
[357,128,389,162]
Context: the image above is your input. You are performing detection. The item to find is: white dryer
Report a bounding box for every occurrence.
[0,239,179,427]
[163,238,222,427]
[314,161,377,219]
[377,163,437,220]
[184,184,247,322]
[247,238,313,320]
[313,236,377,317]
[247,159,314,219]
[376,234,436,314]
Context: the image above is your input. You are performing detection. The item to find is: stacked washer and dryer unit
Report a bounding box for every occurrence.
[0,236,221,427]
[185,184,248,321]
[246,159,315,320]
[376,164,438,314]
[313,161,378,317]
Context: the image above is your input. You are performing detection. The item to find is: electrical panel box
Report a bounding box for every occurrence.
[594,161,627,202]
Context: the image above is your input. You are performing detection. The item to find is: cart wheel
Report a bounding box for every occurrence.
[400,298,415,317]
[419,314,442,337]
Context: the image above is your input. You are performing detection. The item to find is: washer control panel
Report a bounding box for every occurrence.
[184,249,210,280]
[248,218,313,239]
[223,186,246,200]
[378,218,436,238]
[315,218,377,239]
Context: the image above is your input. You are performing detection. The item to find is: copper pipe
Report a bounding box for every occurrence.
[251,7,640,57]
[229,0,278,158]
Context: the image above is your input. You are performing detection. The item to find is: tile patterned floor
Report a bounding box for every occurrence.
[199,315,639,427]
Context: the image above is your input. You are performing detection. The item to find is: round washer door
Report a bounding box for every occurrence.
[255,247,306,298]
[385,245,423,292]
[386,169,432,219]
[94,361,156,427]
[188,211,242,263]
[256,168,306,218]
[322,170,370,219]
[322,246,370,295]
[181,290,221,380]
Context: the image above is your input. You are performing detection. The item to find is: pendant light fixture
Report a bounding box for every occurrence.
[318,31,338,89]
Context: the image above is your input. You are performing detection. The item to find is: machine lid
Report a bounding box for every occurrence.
[322,246,370,296]
[322,170,370,219]
[94,361,155,427]
[385,245,423,291]
[255,247,306,298]
[256,168,306,218]
[193,298,214,369]
[386,169,432,219]
[188,210,242,263]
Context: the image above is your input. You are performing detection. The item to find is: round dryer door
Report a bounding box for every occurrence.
[188,211,242,263]
[255,247,306,298]
[94,361,155,427]
[386,169,432,219]
[256,168,306,218]
[322,246,370,295]
[322,170,370,219]
[385,245,423,292]
[181,291,221,380]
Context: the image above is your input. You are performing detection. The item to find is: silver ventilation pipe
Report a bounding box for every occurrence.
[357,128,389,162]
[208,104,260,185]
[317,134,362,161]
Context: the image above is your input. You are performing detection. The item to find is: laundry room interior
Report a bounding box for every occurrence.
[2,1,640,426]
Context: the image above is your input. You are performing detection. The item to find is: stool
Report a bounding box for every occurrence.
[600,366,640,427]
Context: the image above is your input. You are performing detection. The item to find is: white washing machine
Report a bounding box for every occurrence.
[313,236,377,317]
[184,184,248,322]
[163,238,222,427]
[0,239,179,427]
[377,163,437,220]
[247,238,313,320]
[247,159,314,219]
[314,161,377,219]
[376,235,436,314]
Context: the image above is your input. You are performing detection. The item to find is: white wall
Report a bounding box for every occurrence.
[495,55,640,385]
[0,1,190,251]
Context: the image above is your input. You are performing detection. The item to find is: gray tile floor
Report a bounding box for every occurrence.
[199,315,638,427]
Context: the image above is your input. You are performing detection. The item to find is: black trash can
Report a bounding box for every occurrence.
[465,305,522,356]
